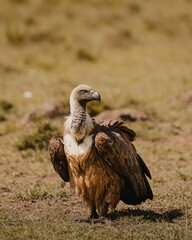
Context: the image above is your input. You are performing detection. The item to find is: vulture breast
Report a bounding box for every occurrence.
[64,134,93,156]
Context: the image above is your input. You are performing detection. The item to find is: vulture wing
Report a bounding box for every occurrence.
[94,120,153,204]
[49,136,69,182]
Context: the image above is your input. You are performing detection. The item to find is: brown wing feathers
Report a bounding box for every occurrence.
[49,136,69,182]
[94,120,153,204]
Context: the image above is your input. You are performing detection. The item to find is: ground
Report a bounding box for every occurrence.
[0,0,192,239]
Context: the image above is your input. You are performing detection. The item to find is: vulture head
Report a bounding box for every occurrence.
[70,85,101,114]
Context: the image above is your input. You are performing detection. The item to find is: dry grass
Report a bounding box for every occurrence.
[0,0,192,239]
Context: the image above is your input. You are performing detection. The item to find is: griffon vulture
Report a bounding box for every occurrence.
[49,85,153,219]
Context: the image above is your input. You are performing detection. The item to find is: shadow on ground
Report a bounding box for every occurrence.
[109,208,184,223]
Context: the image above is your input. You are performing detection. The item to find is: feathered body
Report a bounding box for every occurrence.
[49,85,153,218]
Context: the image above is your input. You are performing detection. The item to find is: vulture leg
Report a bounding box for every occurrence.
[101,202,109,217]
[90,204,98,219]
[89,203,110,223]
[89,203,109,223]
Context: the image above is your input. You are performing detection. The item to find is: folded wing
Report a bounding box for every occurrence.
[49,136,69,182]
[94,120,153,204]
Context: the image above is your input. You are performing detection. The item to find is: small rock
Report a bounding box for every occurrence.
[22,99,67,124]
[23,91,33,99]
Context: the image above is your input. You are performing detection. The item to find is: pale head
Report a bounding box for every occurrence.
[70,84,101,114]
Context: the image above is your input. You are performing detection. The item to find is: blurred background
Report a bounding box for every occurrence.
[1,0,192,111]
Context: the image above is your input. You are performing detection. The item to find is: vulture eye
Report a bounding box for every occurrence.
[80,90,87,93]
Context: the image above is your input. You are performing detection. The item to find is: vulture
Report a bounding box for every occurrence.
[49,85,153,219]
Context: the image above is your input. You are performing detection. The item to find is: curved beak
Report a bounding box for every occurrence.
[91,90,101,102]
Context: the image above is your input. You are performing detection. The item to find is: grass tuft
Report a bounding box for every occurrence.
[0,114,7,122]
[129,3,141,14]
[6,26,64,46]
[77,48,97,62]
[14,183,68,201]
[17,121,60,151]
[177,171,189,181]
[0,100,14,112]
